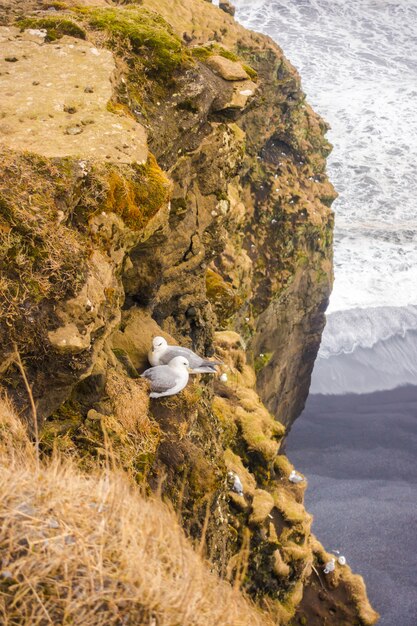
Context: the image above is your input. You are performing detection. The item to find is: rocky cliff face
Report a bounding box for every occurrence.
[0,0,377,624]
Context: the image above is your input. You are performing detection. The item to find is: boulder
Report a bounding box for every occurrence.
[219,1,236,17]
[205,54,249,81]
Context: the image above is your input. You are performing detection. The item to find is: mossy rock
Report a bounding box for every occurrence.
[192,43,238,63]
[17,17,86,42]
[249,489,274,526]
[104,154,171,232]
[242,63,257,80]
[206,268,242,325]
[192,44,257,80]
[80,6,190,78]
[254,351,272,373]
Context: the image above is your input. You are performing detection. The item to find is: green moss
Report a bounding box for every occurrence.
[249,489,274,526]
[82,7,189,78]
[41,399,84,453]
[218,47,239,62]
[106,101,136,119]
[254,352,272,373]
[16,17,86,42]
[104,153,170,231]
[191,43,241,64]
[191,46,212,61]
[47,1,69,8]
[206,268,241,324]
[273,490,308,524]
[112,349,140,378]
[274,454,294,478]
[296,252,309,268]
[242,63,258,80]
[170,197,187,215]
[213,396,239,445]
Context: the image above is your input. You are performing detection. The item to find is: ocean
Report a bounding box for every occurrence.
[232,1,417,623]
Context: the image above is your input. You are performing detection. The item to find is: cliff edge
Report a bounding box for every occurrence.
[0,1,377,624]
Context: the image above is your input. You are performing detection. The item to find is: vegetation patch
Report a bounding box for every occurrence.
[0,396,277,626]
[104,154,171,231]
[206,268,242,326]
[192,43,239,63]
[192,44,257,79]
[0,150,87,345]
[254,351,273,373]
[16,16,86,41]
[80,6,190,78]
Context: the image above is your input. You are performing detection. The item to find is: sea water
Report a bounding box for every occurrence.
[234,0,417,394]
[233,2,417,624]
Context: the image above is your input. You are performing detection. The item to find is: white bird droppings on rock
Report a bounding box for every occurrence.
[220,373,228,382]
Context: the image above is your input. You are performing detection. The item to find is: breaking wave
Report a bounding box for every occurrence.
[311,306,417,394]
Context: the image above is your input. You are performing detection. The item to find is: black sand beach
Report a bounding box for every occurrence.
[287,386,417,626]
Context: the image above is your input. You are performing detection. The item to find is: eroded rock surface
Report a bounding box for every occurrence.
[0,1,377,624]
[0,27,147,163]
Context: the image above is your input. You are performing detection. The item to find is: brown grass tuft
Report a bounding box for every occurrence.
[0,150,87,340]
[0,396,275,626]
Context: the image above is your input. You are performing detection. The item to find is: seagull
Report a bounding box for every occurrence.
[148,336,222,374]
[141,356,190,398]
[288,470,304,484]
[323,558,336,574]
[228,471,244,496]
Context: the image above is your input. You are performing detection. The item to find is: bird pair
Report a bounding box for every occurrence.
[141,336,222,398]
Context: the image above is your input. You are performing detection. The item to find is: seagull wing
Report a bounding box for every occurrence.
[161,346,222,370]
[160,346,203,369]
[141,365,178,394]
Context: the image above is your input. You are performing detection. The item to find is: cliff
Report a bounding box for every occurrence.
[0,0,377,624]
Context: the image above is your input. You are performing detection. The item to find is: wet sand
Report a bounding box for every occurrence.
[286,386,417,626]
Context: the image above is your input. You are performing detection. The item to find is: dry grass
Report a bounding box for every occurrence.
[0,150,87,334]
[0,396,276,626]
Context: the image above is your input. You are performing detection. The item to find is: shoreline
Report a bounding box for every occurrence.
[287,385,417,625]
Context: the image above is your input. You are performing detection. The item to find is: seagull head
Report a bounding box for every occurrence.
[168,356,190,372]
[152,336,167,352]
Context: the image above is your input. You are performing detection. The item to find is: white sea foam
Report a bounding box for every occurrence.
[311,324,417,394]
[311,306,417,393]
[235,0,417,312]
[318,305,417,358]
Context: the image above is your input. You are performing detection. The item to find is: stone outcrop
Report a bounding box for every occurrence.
[0,0,377,624]
[0,27,147,162]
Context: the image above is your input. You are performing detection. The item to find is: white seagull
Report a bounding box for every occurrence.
[148,336,222,374]
[288,470,304,484]
[323,558,336,574]
[141,356,190,398]
[228,471,244,496]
